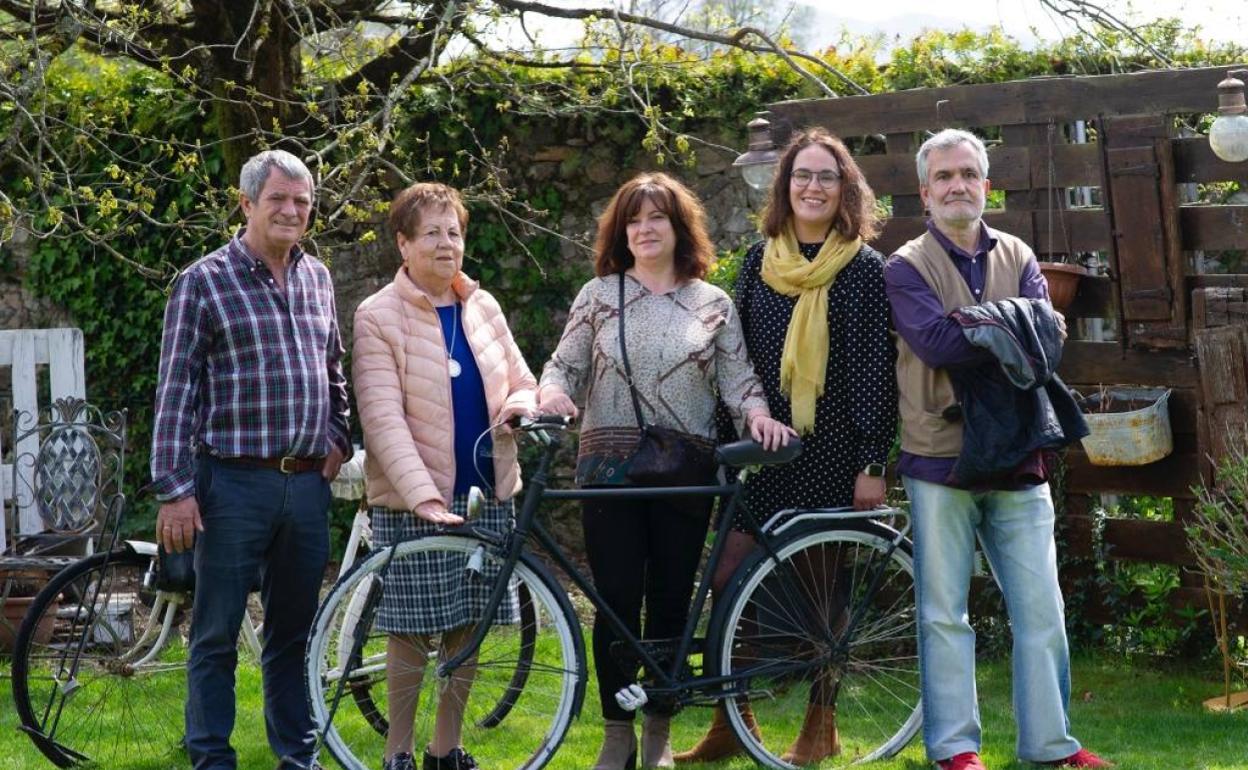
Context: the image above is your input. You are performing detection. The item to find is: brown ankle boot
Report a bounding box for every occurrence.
[640,713,674,768]
[593,720,638,770]
[781,703,840,765]
[673,702,761,763]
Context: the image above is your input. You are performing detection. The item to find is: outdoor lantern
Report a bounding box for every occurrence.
[1209,71,1248,163]
[734,115,780,191]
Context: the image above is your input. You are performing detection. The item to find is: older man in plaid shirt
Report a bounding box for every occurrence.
[151,149,351,770]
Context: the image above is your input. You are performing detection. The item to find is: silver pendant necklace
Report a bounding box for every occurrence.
[445,302,462,378]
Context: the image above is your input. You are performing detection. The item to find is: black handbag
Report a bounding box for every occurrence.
[616,273,718,486]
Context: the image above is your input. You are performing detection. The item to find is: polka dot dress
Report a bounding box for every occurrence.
[731,240,898,527]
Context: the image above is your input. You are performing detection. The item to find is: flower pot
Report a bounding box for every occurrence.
[1,594,58,652]
[1037,262,1087,313]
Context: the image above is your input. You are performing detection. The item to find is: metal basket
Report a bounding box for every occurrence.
[1079,387,1172,466]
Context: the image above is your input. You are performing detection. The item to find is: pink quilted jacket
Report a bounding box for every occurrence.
[353,266,537,511]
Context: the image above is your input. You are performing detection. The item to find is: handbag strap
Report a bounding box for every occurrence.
[617,272,647,429]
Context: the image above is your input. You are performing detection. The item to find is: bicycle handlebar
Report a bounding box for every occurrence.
[508,413,574,430]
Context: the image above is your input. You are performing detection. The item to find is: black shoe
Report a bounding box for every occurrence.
[384,752,417,770]
[423,746,480,770]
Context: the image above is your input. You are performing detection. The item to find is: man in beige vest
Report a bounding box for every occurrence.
[882,129,1109,770]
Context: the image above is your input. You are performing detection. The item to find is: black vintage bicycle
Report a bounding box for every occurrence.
[303,415,920,770]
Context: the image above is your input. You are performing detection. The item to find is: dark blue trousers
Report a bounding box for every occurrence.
[186,456,331,770]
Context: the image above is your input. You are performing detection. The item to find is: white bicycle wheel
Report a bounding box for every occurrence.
[305,533,584,770]
[709,522,921,768]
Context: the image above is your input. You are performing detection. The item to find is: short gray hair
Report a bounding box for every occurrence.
[916,129,989,185]
[239,149,314,202]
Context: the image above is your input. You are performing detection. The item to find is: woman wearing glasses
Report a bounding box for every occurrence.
[675,128,898,766]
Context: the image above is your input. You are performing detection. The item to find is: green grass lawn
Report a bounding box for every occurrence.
[2,653,1246,769]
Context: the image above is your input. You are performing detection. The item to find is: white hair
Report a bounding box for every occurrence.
[916,129,989,185]
[239,149,314,202]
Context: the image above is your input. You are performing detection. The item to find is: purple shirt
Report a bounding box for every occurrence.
[151,233,352,500]
[884,221,1049,485]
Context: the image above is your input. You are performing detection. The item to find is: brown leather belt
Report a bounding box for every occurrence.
[219,455,325,474]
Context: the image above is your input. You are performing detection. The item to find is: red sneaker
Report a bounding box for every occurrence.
[937,752,988,770]
[1046,748,1113,768]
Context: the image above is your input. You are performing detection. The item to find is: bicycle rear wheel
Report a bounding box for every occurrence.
[708,521,920,769]
[305,533,585,770]
[11,547,191,768]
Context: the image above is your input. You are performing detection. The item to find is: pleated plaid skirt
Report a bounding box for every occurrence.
[371,495,520,635]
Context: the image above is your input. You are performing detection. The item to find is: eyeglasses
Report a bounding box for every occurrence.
[791,169,841,188]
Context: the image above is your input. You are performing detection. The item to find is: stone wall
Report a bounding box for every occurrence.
[1,228,72,331]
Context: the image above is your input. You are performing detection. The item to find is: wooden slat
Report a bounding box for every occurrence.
[1102,116,1175,322]
[767,66,1233,138]
[1065,274,1114,320]
[1064,449,1200,497]
[875,209,1109,258]
[885,133,923,217]
[856,143,1103,196]
[11,333,40,536]
[1062,513,1096,559]
[1059,341,1198,387]
[1033,209,1111,253]
[1033,143,1103,190]
[1081,586,1244,630]
[1190,274,1248,290]
[1101,518,1197,566]
[1173,136,1248,184]
[1194,325,1248,465]
[47,329,85,401]
[1179,205,1248,251]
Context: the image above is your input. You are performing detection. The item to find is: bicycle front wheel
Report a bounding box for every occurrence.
[11,547,191,768]
[709,522,920,769]
[305,533,585,770]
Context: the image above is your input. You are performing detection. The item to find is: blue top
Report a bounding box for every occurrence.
[437,304,495,495]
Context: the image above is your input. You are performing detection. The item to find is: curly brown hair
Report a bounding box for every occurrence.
[388,182,469,239]
[760,128,880,243]
[593,172,714,280]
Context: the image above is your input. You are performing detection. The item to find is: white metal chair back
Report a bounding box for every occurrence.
[0,329,86,552]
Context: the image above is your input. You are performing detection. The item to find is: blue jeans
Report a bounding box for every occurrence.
[903,475,1081,762]
[186,456,331,770]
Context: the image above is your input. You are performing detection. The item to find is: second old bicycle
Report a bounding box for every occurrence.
[304,415,920,770]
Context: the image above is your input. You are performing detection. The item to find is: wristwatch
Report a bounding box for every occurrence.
[863,462,886,478]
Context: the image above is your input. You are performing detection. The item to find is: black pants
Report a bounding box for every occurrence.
[582,496,713,721]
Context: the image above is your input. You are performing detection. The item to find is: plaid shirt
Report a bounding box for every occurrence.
[150,233,352,501]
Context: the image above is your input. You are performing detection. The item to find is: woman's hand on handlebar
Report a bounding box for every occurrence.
[537,386,579,420]
[413,499,465,525]
[747,410,798,451]
[497,403,536,433]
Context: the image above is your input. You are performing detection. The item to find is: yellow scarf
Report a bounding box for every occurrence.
[760,225,861,434]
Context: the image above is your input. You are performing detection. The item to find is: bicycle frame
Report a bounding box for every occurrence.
[434,424,905,710]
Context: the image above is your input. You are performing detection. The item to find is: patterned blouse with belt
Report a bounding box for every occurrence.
[540,273,769,485]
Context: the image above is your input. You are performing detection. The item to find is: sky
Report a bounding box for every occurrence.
[809,0,1247,49]
[524,0,1246,51]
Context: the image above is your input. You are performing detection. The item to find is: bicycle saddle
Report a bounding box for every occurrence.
[715,436,802,468]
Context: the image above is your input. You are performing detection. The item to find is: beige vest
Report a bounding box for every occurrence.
[893,228,1034,457]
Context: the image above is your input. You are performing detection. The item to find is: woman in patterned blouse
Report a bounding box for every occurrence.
[538,172,794,770]
[675,129,898,765]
